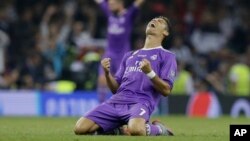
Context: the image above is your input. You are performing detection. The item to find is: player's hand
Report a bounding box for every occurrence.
[139,59,152,74]
[94,0,104,4]
[101,58,111,74]
[134,0,145,7]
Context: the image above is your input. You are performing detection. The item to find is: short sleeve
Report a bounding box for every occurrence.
[159,54,177,89]
[114,52,132,84]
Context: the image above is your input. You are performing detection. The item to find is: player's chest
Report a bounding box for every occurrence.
[126,52,161,69]
[109,16,126,25]
[108,16,127,34]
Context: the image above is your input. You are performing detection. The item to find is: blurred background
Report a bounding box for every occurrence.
[0,0,249,117]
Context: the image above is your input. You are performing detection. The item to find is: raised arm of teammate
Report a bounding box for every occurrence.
[95,0,145,5]
[94,0,104,4]
[133,0,145,7]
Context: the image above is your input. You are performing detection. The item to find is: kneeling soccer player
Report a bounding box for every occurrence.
[74,16,177,136]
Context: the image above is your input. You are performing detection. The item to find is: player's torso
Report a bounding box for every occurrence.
[110,47,175,110]
[106,14,132,53]
[107,15,131,38]
[119,48,163,93]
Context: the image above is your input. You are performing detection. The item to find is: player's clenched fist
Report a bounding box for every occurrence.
[101,58,111,74]
[139,59,152,74]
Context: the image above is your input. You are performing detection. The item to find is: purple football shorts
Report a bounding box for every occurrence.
[85,102,150,132]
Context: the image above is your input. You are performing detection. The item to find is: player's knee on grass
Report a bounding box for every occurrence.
[74,117,98,135]
[128,118,146,136]
[128,124,146,136]
[74,125,88,135]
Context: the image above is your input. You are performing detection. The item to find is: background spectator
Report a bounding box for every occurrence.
[0,0,249,95]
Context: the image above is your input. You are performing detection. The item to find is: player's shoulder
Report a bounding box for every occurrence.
[159,48,176,57]
[124,49,140,56]
[123,50,136,59]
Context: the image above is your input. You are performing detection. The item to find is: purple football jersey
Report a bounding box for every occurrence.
[107,46,177,114]
[99,0,138,54]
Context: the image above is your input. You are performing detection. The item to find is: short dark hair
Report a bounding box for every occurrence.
[156,16,172,45]
[157,16,171,35]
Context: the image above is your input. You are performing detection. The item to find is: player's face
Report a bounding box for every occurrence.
[146,18,168,37]
[108,0,123,12]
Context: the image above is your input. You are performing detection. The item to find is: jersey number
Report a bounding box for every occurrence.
[139,108,146,116]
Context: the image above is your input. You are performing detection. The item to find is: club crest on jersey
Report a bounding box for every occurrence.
[150,55,157,60]
[168,70,176,81]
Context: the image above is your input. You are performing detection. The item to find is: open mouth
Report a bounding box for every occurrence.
[150,23,156,28]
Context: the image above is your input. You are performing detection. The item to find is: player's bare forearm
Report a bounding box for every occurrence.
[150,76,171,97]
[134,0,145,7]
[139,58,171,96]
[101,58,119,94]
[105,72,119,94]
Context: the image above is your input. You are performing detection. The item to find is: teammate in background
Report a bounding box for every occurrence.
[94,0,145,102]
[74,16,177,136]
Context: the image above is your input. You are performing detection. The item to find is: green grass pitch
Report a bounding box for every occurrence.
[0,116,248,141]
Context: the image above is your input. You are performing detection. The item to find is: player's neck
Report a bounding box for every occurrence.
[143,36,162,49]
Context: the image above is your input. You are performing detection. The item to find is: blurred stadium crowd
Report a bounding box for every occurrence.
[0,0,249,95]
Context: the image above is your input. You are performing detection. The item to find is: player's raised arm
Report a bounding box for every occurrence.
[94,0,104,4]
[101,58,120,94]
[93,0,110,17]
[140,59,173,97]
[133,0,145,7]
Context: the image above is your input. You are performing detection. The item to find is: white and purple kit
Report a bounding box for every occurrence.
[86,46,177,132]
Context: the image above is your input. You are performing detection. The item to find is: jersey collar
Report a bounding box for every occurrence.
[141,46,163,50]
